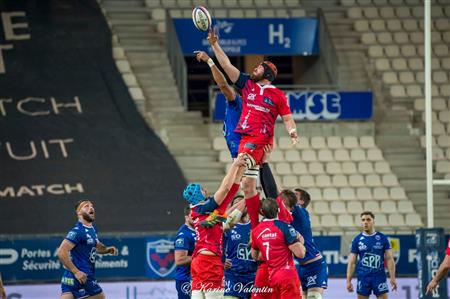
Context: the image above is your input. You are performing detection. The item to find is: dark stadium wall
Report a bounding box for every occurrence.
[0,0,186,234]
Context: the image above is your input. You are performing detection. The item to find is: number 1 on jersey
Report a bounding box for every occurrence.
[262,241,270,260]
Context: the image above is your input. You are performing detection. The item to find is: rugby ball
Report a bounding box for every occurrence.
[192,6,212,32]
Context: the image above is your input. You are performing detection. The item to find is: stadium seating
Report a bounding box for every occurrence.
[344,0,450,180]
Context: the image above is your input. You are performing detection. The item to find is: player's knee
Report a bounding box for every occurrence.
[306,290,323,299]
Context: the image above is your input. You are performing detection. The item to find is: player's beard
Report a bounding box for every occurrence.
[81,211,95,223]
[250,73,264,82]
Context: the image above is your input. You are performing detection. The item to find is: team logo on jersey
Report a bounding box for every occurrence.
[388,237,400,264]
[146,239,176,277]
[263,97,275,107]
[375,235,381,241]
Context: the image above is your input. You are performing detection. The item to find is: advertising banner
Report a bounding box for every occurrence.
[175,18,318,56]
[0,234,435,283]
[213,91,373,121]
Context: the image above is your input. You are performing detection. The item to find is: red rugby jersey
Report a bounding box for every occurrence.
[191,183,239,257]
[251,219,298,284]
[234,72,291,140]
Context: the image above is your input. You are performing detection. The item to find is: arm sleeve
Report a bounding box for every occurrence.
[234,72,250,89]
[251,230,258,250]
[276,197,293,223]
[174,234,190,251]
[384,235,392,250]
[65,229,80,245]
[277,221,297,245]
[217,183,240,214]
[246,194,261,230]
[194,198,219,214]
[277,91,292,116]
[446,239,450,256]
[260,163,278,199]
[350,237,359,254]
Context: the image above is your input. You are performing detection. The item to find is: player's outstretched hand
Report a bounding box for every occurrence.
[390,277,397,292]
[207,27,218,45]
[224,259,232,270]
[346,281,354,293]
[426,279,438,294]
[74,270,87,284]
[107,246,119,256]
[290,129,299,145]
[194,50,210,63]
[234,153,248,168]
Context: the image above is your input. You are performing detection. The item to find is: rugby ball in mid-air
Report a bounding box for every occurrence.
[192,6,211,32]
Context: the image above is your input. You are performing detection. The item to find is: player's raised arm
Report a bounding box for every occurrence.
[195,50,236,101]
[214,154,246,206]
[208,28,240,83]
[57,239,86,284]
[346,253,357,292]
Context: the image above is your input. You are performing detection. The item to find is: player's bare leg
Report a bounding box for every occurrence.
[376,294,388,299]
[357,295,369,299]
[60,293,75,299]
[242,174,258,198]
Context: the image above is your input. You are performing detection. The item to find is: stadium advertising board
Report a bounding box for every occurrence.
[174,18,318,56]
[0,234,427,282]
[213,91,373,121]
[5,279,450,299]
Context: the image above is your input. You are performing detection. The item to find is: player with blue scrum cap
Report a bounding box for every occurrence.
[57,200,118,299]
[174,206,197,299]
[346,211,397,299]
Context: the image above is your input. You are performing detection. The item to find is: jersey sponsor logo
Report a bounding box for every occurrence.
[231,231,242,241]
[373,242,383,250]
[358,241,367,251]
[263,97,275,107]
[247,103,270,113]
[306,275,317,287]
[175,238,185,247]
[66,231,77,241]
[256,228,277,240]
[247,93,256,100]
[288,227,297,238]
[61,276,74,286]
[89,247,97,264]
[361,252,381,269]
[378,282,389,292]
[388,237,400,265]
[237,243,252,261]
[244,142,257,150]
[146,239,176,277]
